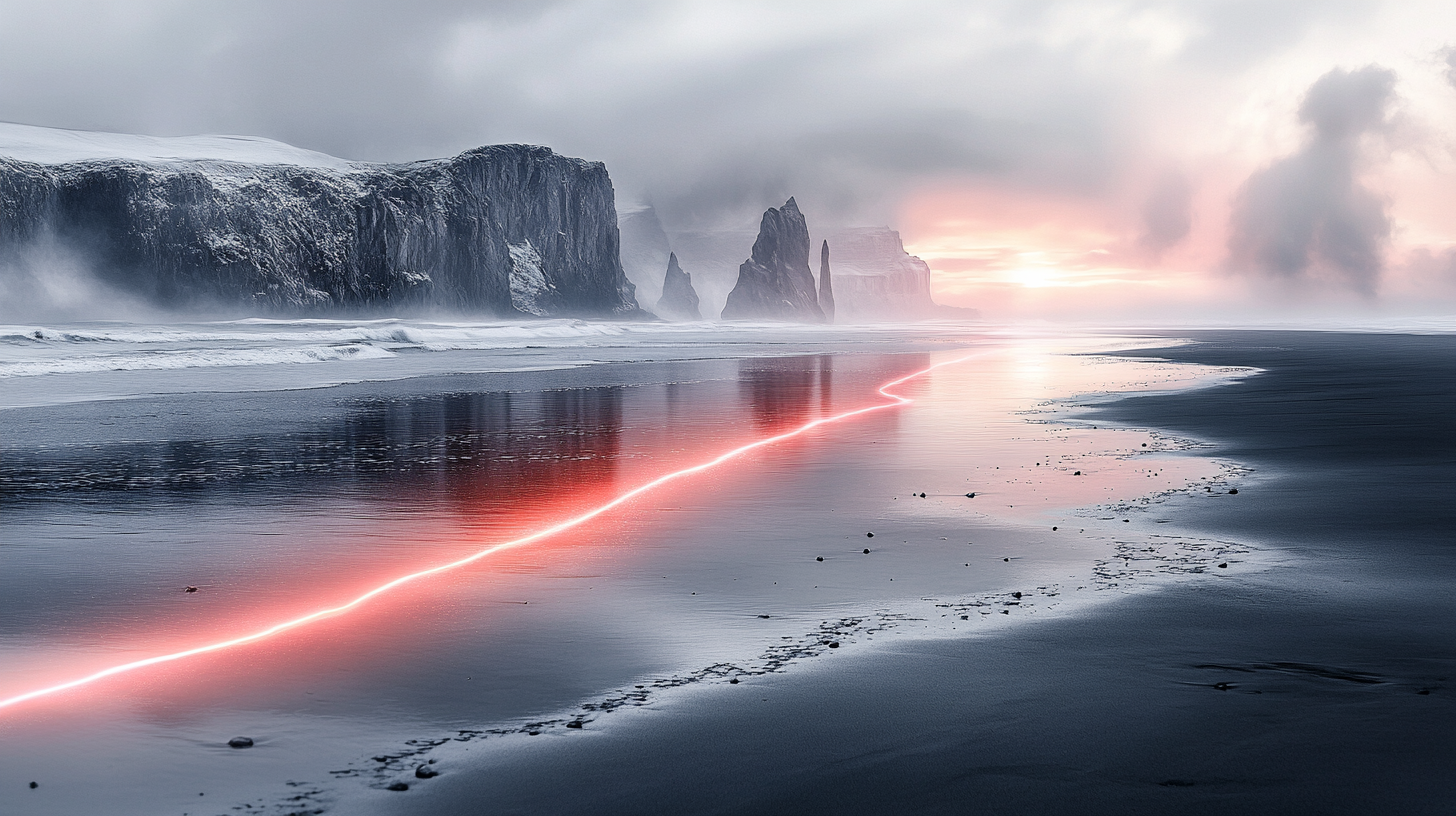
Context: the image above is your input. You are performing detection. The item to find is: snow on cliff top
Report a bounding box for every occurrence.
[0,122,360,169]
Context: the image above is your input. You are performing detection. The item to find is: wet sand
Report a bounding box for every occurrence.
[0,330,1249,815]
[357,331,1455,815]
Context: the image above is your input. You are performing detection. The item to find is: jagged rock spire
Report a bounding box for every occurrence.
[720,197,824,322]
[655,252,701,320]
[819,239,835,323]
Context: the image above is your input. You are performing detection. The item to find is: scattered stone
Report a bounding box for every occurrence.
[387,782,409,792]
[863,548,871,554]
[29,782,37,789]
[528,731,540,735]
[758,614,771,618]
[1228,488,1238,494]
[866,532,875,538]
[227,737,254,749]
[1000,609,1009,614]
[1218,563,1228,568]
[966,492,976,498]
[1012,592,1022,599]
[1003,557,1009,562]
[1213,682,1232,691]
[919,492,926,498]
[1074,471,1081,476]
[828,642,840,648]
[730,678,740,684]
[816,556,824,562]
[1052,526,1058,531]
[566,721,583,729]
[1141,443,1147,447]
[184,586,198,593]
[415,764,438,779]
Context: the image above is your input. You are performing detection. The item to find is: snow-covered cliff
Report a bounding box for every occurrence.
[0,123,640,317]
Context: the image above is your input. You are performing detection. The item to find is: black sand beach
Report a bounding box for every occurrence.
[372,331,1456,815]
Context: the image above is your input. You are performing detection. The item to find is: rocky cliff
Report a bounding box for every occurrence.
[824,227,941,320]
[0,123,641,317]
[655,252,701,320]
[720,197,823,322]
[617,203,672,311]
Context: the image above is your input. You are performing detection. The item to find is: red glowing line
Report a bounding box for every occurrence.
[0,353,981,713]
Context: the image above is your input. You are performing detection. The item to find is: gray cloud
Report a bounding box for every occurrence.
[0,0,1377,234]
[1226,66,1396,294]
[1138,169,1193,256]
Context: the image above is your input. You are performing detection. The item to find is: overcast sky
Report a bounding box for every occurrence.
[2,0,1455,319]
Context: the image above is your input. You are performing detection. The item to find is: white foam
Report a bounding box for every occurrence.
[0,343,394,378]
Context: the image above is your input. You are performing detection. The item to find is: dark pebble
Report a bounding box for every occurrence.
[1052,526,1058,531]
[29,782,37,789]
[1228,488,1238,494]
[1218,563,1228,568]
[919,492,926,498]
[387,782,409,792]
[1074,471,1081,476]
[758,614,771,618]
[828,641,840,648]
[1012,591,1022,599]
[415,765,438,779]
[1003,557,1009,562]
[1142,443,1147,447]
[730,678,740,684]
[227,737,254,749]
[1000,609,1009,614]
[566,721,583,729]
[966,492,976,498]
[1213,682,1232,691]
[184,586,198,593]
[528,731,541,735]
[1417,688,1431,695]
[863,548,870,554]
[816,556,823,562]
[866,532,875,538]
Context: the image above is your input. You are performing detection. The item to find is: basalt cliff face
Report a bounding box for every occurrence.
[0,124,640,317]
[826,227,941,320]
[720,197,823,322]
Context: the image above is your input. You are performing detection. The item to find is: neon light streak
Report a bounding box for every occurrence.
[0,353,981,713]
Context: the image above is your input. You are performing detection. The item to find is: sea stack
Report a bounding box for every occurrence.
[720,197,824,322]
[818,239,835,323]
[654,252,701,320]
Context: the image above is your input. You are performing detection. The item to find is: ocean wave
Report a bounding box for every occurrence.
[0,343,395,378]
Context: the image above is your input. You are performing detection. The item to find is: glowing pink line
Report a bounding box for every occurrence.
[0,353,981,713]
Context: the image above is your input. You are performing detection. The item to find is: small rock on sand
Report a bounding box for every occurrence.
[966,492,976,498]
[863,548,870,554]
[567,721,583,729]
[828,642,840,648]
[29,782,37,789]
[227,737,254,749]
[415,764,438,779]
[866,532,875,538]
[387,782,409,792]
[1228,488,1238,494]
[816,556,824,562]
[1218,563,1228,568]
[730,678,740,684]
